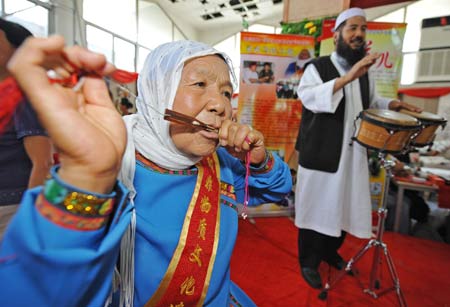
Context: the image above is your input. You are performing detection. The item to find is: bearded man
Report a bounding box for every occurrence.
[293,7,420,289]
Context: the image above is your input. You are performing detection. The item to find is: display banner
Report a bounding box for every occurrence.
[320,20,407,99]
[238,32,315,164]
[237,32,315,216]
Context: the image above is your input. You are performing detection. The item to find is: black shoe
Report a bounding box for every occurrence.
[325,254,346,270]
[301,267,322,289]
[326,258,347,270]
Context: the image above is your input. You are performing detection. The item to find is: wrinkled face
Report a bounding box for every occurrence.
[0,30,15,71]
[170,55,233,158]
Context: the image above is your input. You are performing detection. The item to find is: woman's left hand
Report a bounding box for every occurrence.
[218,119,266,165]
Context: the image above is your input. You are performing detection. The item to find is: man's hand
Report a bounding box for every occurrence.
[346,53,381,82]
[334,53,381,93]
[388,100,422,113]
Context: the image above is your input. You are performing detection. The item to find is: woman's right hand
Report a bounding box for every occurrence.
[8,35,127,193]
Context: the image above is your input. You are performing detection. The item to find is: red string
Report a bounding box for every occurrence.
[0,67,139,136]
[111,69,139,83]
[242,147,251,219]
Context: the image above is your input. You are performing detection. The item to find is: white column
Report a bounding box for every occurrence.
[51,0,85,46]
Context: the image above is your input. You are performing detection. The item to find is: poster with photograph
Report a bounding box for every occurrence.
[237,32,315,167]
[236,32,315,217]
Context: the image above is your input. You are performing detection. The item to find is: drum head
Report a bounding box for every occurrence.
[400,109,446,123]
[363,109,419,126]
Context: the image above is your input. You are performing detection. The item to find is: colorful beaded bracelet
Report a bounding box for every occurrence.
[43,166,116,217]
[249,150,274,174]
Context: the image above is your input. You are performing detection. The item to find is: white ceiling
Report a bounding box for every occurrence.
[152,0,284,31]
[147,0,415,44]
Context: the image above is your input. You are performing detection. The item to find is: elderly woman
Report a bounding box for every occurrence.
[0,36,291,306]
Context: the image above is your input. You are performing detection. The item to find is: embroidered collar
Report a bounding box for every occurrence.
[136,152,198,175]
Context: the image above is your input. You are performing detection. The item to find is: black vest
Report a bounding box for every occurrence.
[295,56,370,173]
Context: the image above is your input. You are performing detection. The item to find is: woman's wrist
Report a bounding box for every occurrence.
[44,166,116,216]
[35,166,118,231]
[249,150,274,174]
[58,165,118,194]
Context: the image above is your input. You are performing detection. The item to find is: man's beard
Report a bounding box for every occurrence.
[336,34,366,66]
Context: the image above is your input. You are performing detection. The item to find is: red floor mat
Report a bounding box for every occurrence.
[231,217,450,307]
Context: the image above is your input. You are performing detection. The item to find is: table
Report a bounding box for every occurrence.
[391,177,439,232]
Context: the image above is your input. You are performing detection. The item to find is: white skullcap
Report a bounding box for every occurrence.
[333,7,366,31]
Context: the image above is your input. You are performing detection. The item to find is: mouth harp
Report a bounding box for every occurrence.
[164,109,219,133]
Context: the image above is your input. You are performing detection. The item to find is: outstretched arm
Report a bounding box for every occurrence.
[0,36,131,307]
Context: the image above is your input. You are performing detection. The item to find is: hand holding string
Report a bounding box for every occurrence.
[218,119,266,165]
[8,35,126,194]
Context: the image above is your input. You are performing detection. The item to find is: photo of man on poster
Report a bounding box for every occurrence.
[285,48,312,78]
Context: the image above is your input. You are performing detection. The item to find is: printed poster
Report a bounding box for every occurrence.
[236,32,315,217]
[238,31,315,166]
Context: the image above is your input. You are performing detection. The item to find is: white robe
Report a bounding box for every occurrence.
[294,52,391,239]
[243,68,259,84]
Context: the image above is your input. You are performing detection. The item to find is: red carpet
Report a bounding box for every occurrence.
[231,217,450,307]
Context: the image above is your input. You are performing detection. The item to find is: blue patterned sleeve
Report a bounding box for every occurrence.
[0,179,132,307]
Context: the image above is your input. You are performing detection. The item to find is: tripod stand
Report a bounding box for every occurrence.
[319,152,407,307]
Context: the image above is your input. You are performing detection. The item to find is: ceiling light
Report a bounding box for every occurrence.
[201,14,213,20]
[229,0,240,6]
[272,0,282,4]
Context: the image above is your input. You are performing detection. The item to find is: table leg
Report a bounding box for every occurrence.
[394,186,405,232]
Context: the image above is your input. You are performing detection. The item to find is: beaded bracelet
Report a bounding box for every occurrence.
[43,166,116,217]
[44,181,114,217]
[249,150,274,174]
[35,166,117,231]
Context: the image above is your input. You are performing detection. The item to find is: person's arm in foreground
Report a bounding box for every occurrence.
[23,135,53,187]
[0,36,131,307]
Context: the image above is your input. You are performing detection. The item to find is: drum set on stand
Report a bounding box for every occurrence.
[318,108,447,307]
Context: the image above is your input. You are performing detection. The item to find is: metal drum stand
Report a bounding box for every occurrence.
[318,152,407,307]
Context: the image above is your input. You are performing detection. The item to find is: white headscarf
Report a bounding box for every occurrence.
[118,40,235,199]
